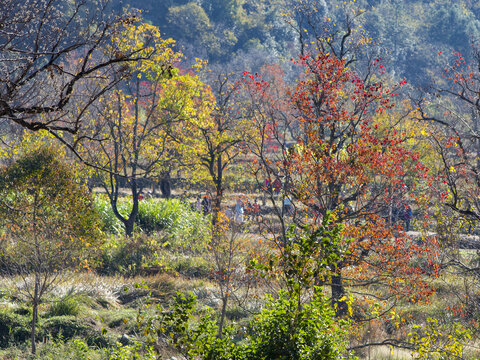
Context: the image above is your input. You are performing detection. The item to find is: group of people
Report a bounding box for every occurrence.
[382,203,413,231]
[265,177,283,199]
[194,194,212,216]
[185,189,414,232]
[191,192,267,226]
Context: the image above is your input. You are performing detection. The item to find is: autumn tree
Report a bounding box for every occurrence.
[78,23,210,236]
[0,0,167,143]
[415,46,480,333]
[417,49,480,222]
[207,213,255,337]
[0,147,101,354]
[168,70,248,228]
[242,7,437,355]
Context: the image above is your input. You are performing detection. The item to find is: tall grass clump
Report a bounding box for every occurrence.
[94,195,129,235]
[94,196,210,251]
[95,196,211,275]
[137,198,210,252]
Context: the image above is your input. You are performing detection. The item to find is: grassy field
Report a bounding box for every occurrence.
[0,193,479,359]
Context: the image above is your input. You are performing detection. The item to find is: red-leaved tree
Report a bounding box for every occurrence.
[242,51,438,348]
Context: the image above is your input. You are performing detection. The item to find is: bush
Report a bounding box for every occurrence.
[41,316,111,348]
[172,255,211,278]
[94,195,128,235]
[94,195,210,252]
[96,197,211,276]
[0,310,30,348]
[138,290,356,360]
[41,316,91,340]
[47,297,81,317]
[248,291,355,360]
[98,234,162,276]
[136,198,210,252]
[35,337,102,360]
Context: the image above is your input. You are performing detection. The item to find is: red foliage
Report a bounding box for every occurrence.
[243,53,438,307]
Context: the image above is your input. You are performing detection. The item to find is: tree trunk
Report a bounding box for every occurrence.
[217,294,228,338]
[331,273,347,317]
[212,187,222,227]
[212,155,223,227]
[125,218,135,237]
[159,178,171,198]
[31,274,39,354]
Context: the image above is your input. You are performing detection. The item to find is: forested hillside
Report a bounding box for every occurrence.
[121,0,480,84]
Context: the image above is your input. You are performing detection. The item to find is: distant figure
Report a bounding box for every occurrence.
[283,196,292,216]
[201,195,210,215]
[253,199,261,219]
[138,192,144,201]
[245,200,253,220]
[265,178,273,195]
[403,204,412,231]
[234,199,244,224]
[195,196,202,213]
[273,178,282,198]
[225,207,234,220]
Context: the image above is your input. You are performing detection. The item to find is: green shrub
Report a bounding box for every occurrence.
[136,290,356,360]
[98,234,162,276]
[104,342,157,360]
[225,305,249,321]
[35,337,103,360]
[137,198,210,252]
[96,197,211,275]
[172,256,211,278]
[94,195,128,235]
[0,310,30,348]
[12,306,31,316]
[47,297,80,317]
[248,291,355,360]
[94,195,210,251]
[41,316,91,340]
[104,309,137,331]
[41,316,111,348]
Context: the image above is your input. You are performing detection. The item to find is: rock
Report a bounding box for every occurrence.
[118,333,130,345]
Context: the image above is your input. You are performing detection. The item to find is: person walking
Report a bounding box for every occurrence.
[195,196,202,213]
[403,204,412,231]
[273,178,282,199]
[234,199,244,225]
[201,195,210,215]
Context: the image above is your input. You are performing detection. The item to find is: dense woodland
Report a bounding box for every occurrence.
[1,0,480,359]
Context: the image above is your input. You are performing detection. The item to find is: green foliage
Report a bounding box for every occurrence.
[94,196,128,235]
[104,342,156,360]
[249,291,355,360]
[47,297,81,318]
[137,198,210,247]
[120,215,355,359]
[96,196,211,275]
[167,3,212,42]
[171,255,211,278]
[41,317,111,348]
[95,196,210,248]
[133,289,355,360]
[98,234,161,276]
[408,317,471,359]
[250,212,349,298]
[42,317,91,341]
[34,337,100,360]
[0,336,102,360]
[0,147,102,272]
[0,310,30,348]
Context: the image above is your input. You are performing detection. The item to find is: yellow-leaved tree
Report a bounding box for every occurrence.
[78,22,213,236]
